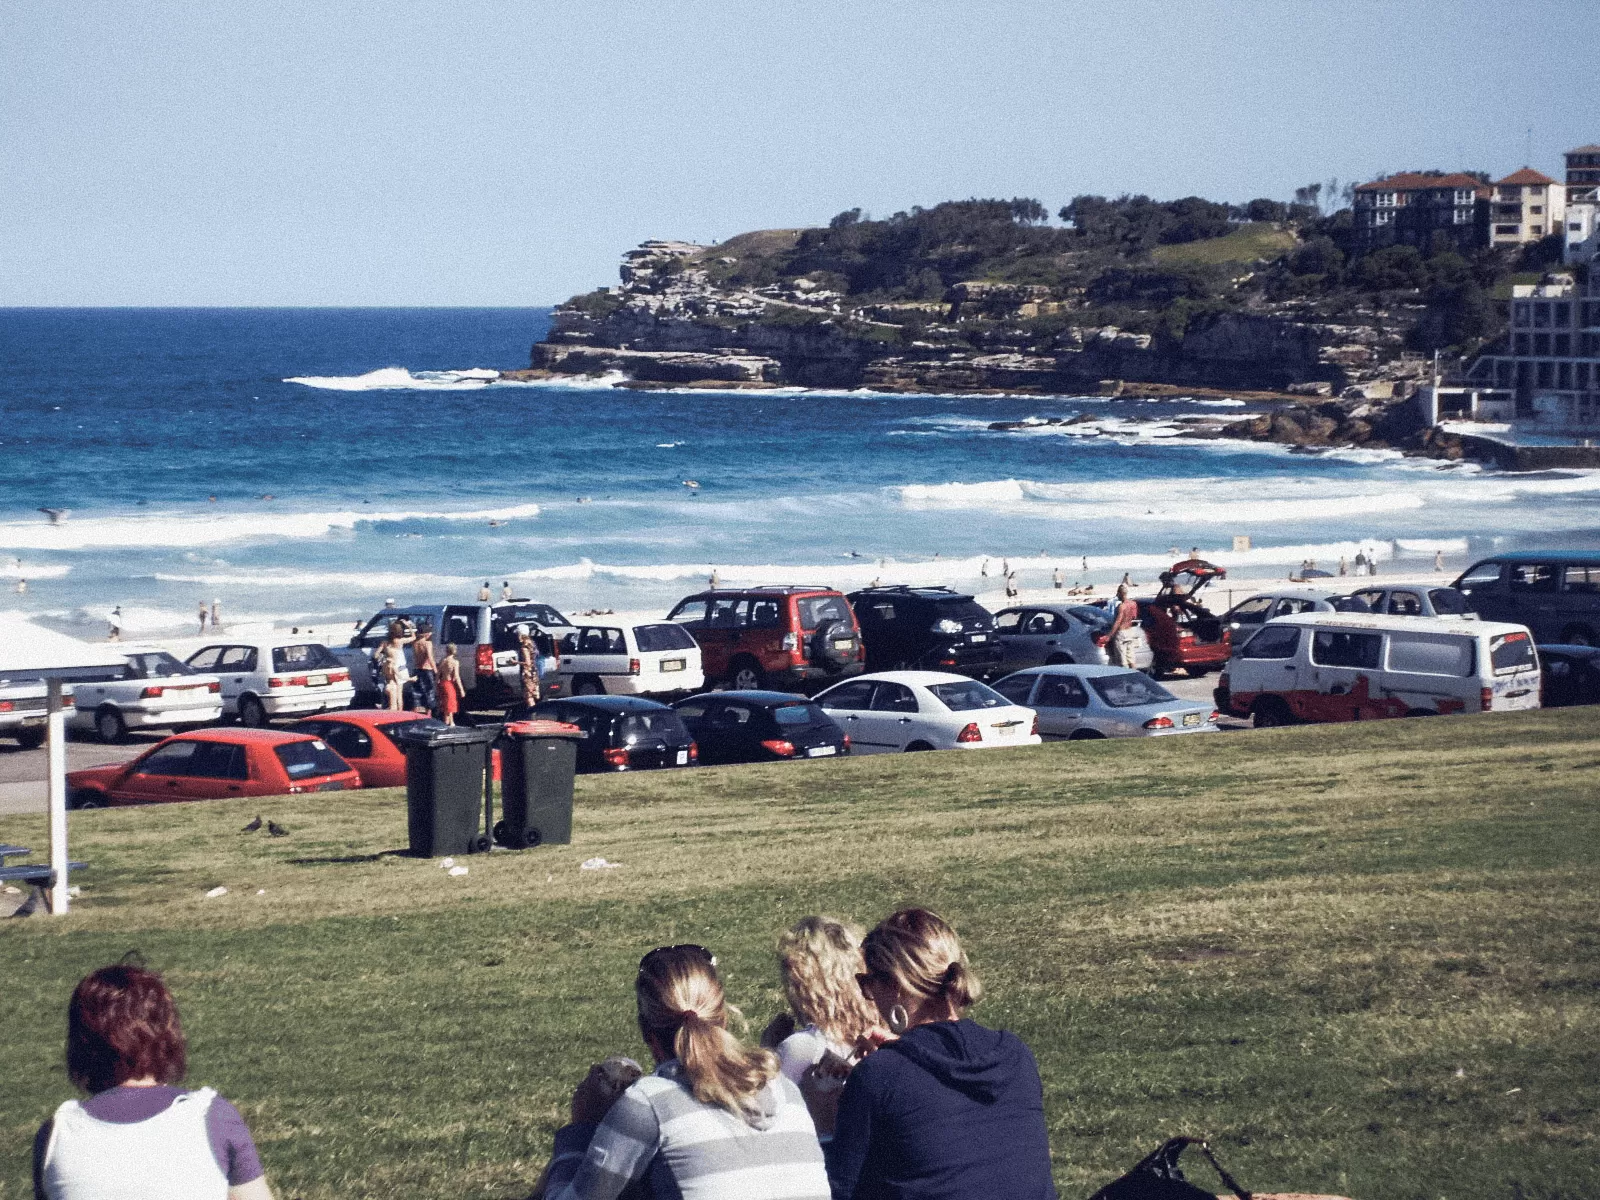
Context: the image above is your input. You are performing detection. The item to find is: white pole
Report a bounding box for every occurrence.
[47,679,69,915]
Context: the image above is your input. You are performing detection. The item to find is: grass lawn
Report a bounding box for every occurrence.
[1152,223,1298,267]
[2,709,1598,1200]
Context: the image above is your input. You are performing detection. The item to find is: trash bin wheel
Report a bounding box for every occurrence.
[492,819,509,846]
[472,833,491,854]
[525,827,543,848]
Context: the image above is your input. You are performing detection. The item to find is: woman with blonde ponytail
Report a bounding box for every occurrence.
[543,944,830,1200]
[772,916,887,1086]
[821,908,1055,1200]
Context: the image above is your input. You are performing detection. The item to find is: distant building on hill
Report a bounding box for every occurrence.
[1352,172,1490,252]
[1563,145,1600,266]
[1563,144,1600,205]
[1460,272,1600,433]
[1489,168,1565,248]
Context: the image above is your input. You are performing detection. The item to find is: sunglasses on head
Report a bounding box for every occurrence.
[638,944,717,973]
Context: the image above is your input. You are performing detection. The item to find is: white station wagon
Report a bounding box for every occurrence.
[558,621,705,697]
[185,639,355,726]
[813,670,1040,754]
[70,650,224,743]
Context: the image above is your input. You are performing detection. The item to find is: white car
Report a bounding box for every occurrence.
[185,639,355,726]
[1344,584,1478,621]
[70,650,224,743]
[558,621,705,696]
[813,670,1040,755]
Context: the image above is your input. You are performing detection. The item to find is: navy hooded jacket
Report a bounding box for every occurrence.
[826,1018,1056,1200]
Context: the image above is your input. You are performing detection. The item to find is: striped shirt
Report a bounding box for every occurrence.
[546,1059,830,1200]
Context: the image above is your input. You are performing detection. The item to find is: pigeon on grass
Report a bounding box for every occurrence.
[267,821,289,838]
[241,815,262,833]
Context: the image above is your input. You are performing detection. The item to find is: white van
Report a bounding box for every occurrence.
[1216,613,1540,727]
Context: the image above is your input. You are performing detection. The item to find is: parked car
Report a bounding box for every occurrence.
[813,670,1039,755]
[1215,613,1541,727]
[288,709,445,788]
[0,678,58,749]
[0,616,124,748]
[66,728,360,807]
[1345,585,1476,621]
[559,621,705,696]
[69,651,224,743]
[664,586,863,691]
[333,602,562,708]
[991,665,1219,739]
[520,695,697,773]
[991,604,1153,670]
[1454,552,1600,645]
[671,691,847,764]
[1137,559,1232,677]
[847,586,1003,679]
[1536,644,1600,707]
[1221,587,1348,634]
[185,639,355,727]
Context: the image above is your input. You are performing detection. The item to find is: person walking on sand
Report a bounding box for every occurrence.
[210,599,222,631]
[411,623,438,715]
[1096,585,1141,667]
[1353,550,1367,576]
[437,644,465,725]
[517,630,542,708]
[107,607,122,642]
[1052,566,1064,590]
[980,558,988,578]
[1434,549,1445,573]
[197,601,208,635]
[16,578,26,595]
[1339,555,1348,577]
[1004,570,1018,599]
[709,568,720,589]
[501,580,513,602]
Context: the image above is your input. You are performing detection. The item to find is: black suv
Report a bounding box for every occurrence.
[846,586,1003,678]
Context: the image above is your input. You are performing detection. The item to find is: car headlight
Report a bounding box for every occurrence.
[936,619,962,634]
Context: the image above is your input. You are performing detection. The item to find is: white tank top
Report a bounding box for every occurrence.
[42,1087,229,1200]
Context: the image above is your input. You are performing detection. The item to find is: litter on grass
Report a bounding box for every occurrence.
[67,886,81,898]
[447,865,469,877]
[440,857,455,869]
[580,857,622,871]
[205,886,228,899]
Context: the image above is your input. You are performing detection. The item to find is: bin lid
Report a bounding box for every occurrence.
[503,719,584,740]
[393,722,498,747]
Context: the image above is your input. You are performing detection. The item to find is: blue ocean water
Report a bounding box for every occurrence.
[2,307,1597,638]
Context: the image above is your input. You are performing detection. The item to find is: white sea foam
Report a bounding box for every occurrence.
[0,503,542,551]
[0,559,70,580]
[285,366,501,391]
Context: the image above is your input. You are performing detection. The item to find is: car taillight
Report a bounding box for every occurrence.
[956,722,982,743]
[761,738,796,757]
[0,701,13,712]
[629,658,640,676]
[1029,714,1039,737]
[842,734,851,749]
[689,742,698,762]
[207,682,221,693]
[289,676,309,687]
[940,657,957,666]
[603,747,629,767]
[1209,710,1221,722]
[329,670,349,684]
[1481,686,1493,712]
[61,695,73,708]
[268,677,284,689]
[1144,716,1175,729]
[139,686,165,699]
[476,644,494,675]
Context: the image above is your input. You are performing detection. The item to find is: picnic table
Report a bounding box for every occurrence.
[0,843,87,911]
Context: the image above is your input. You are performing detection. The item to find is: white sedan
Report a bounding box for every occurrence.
[185,639,355,726]
[70,650,224,742]
[813,670,1040,755]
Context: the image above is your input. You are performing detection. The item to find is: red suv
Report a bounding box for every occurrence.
[664,587,865,692]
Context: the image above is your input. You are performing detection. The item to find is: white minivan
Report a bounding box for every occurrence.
[1216,613,1540,727]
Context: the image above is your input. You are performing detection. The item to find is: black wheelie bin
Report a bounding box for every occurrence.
[397,722,496,857]
[496,719,582,848]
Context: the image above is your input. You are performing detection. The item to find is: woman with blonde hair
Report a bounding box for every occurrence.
[544,943,829,1200]
[772,916,885,1086]
[821,908,1054,1200]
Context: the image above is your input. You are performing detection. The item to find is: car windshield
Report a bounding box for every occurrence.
[927,680,1011,711]
[1490,630,1537,674]
[272,644,339,672]
[798,595,852,629]
[622,711,687,741]
[1089,672,1175,707]
[274,739,351,780]
[634,624,697,652]
[773,703,828,726]
[128,653,194,679]
[499,603,569,628]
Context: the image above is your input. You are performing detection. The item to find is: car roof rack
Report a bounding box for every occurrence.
[746,584,836,592]
[852,584,963,595]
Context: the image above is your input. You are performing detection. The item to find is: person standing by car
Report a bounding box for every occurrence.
[478,581,492,602]
[437,644,465,725]
[411,623,438,715]
[517,629,542,707]
[1098,584,1141,668]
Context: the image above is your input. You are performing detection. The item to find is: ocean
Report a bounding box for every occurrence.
[2,307,1598,639]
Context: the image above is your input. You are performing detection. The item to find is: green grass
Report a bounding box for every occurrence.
[1152,223,1298,267]
[3,710,1599,1200]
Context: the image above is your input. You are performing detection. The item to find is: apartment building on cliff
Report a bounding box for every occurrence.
[1489,168,1565,248]
[1352,172,1489,252]
[1563,145,1600,266]
[1462,273,1600,434]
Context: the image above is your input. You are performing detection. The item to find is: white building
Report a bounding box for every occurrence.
[1489,168,1565,247]
[1466,273,1600,434]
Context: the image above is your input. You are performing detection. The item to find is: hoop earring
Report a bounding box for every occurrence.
[887,1004,910,1035]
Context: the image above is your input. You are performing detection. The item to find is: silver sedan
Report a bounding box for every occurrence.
[993,604,1154,670]
[991,664,1218,740]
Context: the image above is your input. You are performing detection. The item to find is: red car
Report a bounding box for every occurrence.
[1137,559,1233,678]
[288,710,442,789]
[67,728,359,808]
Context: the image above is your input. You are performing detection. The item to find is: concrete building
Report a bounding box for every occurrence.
[1465,273,1600,434]
[1565,200,1600,266]
[1563,144,1600,206]
[1352,172,1490,252]
[1489,168,1565,248]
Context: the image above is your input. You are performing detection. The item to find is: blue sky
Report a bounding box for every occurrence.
[4,0,1596,306]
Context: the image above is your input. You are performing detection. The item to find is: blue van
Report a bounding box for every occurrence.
[1453,552,1600,645]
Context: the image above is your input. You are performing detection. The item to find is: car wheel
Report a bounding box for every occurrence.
[1068,728,1105,740]
[1251,697,1296,728]
[238,696,269,728]
[728,658,763,691]
[69,790,104,810]
[15,727,46,750]
[1560,624,1596,647]
[904,741,935,752]
[95,707,127,744]
[1045,653,1074,665]
[573,676,604,697]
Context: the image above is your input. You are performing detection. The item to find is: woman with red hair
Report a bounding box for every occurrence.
[32,962,273,1200]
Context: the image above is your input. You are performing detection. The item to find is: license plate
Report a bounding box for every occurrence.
[832,638,853,650]
[315,780,346,792]
[807,745,837,757]
[661,658,685,672]
[21,715,45,728]
[1183,712,1202,726]
[675,749,688,765]
[969,634,989,643]
[308,673,328,687]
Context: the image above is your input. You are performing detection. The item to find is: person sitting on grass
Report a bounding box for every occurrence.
[764,916,887,1089]
[808,908,1055,1200]
[543,943,830,1200]
[33,962,273,1200]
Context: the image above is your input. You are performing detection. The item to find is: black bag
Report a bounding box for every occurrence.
[1087,1137,1252,1200]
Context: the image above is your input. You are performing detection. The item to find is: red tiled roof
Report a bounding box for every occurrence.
[1496,167,1557,186]
[1355,172,1488,193]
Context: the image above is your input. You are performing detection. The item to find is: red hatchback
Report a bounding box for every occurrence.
[288,710,442,789]
[67,728,359,808]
